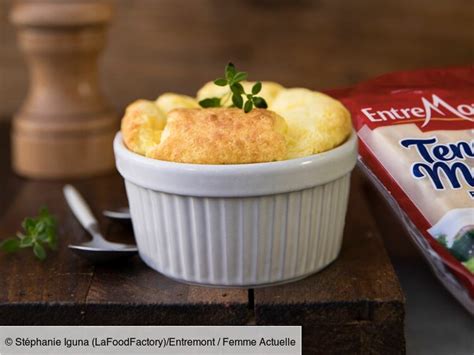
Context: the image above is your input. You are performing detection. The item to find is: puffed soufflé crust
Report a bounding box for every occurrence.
[120,99,166,156]
[148,108,288,164]
[271,88,352,159]
[120,82,353,164]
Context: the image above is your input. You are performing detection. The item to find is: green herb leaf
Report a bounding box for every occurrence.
[225,63,236,80]
[230,82,244,95]
[36,233,49,243]
[244,100,253,113]
[20,235,34,248]
[214,78,228,86]
[0,238,21,253]
[48,234,58,250]
[252,81,262,95]
[204,63,267,113]
[0,207,57,260]
[199,97,221,108]
[232,72,248,83]
[33,243,46,261]
[34,221,46,235]
[232,94,244,109]
[22,218,35,234]
[252,96,268,109]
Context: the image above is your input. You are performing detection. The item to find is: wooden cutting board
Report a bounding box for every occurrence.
[0,122,405,354]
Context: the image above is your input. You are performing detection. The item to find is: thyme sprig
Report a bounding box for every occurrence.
[0,207,57,260]
[199,63,268,113]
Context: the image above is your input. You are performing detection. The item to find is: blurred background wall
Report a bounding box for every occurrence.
[1,0,473,120]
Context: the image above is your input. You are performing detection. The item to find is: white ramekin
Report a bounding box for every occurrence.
[114,132,357,287]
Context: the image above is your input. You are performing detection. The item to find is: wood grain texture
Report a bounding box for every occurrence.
[1,0,473,118]
[0,178,96,324]
[84,258,250,325]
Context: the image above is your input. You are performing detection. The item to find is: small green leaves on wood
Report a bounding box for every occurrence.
[33,243,47,260]
[199,63,268,113]
[0,207,57,261]
[0,239,20,253]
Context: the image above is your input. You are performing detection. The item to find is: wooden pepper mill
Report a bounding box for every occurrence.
[10,0,117,179]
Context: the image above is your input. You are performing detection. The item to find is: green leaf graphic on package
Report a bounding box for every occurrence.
[437,229,474,273]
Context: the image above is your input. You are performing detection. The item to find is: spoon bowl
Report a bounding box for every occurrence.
[68,243,137,263]
[64,185,138,262]
[103,207,131,220]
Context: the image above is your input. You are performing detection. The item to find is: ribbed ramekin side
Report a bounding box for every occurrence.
[263,173,351,283]
[125,181,159,271]
[124,173,351,286]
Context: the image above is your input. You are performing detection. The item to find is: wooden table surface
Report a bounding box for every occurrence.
[0,122,405,353]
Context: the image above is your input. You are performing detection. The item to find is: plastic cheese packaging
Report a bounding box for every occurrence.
[334,66,473,314]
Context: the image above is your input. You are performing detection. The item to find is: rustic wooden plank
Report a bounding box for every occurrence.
[0,173,249,325]
[0,175,249,325]
[0,180,96,324]
[84,257,249,325]
[302,321,405,355]
[0,180,96,299]
[360,321,406,355]
[302,324,362,355]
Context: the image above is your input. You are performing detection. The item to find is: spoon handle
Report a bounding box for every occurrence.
[63,185,99,232]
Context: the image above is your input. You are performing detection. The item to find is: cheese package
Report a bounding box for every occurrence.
[335,66,473,313]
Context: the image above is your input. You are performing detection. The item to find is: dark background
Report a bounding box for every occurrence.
[1,0,473,118]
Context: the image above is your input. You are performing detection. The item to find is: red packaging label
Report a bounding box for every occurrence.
[334,66,474,302]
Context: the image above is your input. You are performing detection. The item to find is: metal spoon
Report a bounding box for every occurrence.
[103,206,131,220]
[63,185,137,262]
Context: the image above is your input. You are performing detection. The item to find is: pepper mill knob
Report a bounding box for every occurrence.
[10,0,117,179]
